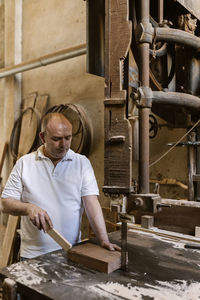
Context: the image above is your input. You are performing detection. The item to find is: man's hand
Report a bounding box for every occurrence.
[26,203,53,232]
[100,240,121,251]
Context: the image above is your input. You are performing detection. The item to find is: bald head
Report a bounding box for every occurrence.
[40,113,72,165]
[41,112,72,133]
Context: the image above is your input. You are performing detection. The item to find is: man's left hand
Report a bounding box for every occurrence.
[100,240,121,251]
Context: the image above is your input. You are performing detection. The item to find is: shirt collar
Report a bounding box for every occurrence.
[36,145,74,162]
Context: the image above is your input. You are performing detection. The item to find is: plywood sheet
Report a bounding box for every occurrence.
[68,242,121,273]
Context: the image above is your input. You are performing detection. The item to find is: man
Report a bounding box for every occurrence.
[1,112,120,259]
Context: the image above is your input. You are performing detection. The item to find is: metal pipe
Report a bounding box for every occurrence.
[196,127,200,201]
[139,108,150,193]
[140,0,149,23]
[188,132,196,201]
[158,0,164,23]
[152,91,200,112]
[138,0,150,193]
[155,27,200,50]
[0,44,87,78]
[139,43,150,86]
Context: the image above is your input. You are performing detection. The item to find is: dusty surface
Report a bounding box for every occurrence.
[0,230,200,299]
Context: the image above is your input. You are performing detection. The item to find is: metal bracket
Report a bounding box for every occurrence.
[136,86,152,108]
[135,22,154,44]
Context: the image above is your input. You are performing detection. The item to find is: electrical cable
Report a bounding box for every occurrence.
[149,119,200,167]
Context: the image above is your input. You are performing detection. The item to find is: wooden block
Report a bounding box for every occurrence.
[195,226,200,238]
[141,215,154,229]
[68,243,121,273]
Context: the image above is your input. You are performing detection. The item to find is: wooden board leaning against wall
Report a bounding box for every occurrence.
[0,93,49,268]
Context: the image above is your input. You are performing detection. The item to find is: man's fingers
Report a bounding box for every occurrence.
[108,243,121,251]
[113,244,121,251]
[39,211,53,232]
[30,209,53,232]
[45,214,53,230]
[39,213,48,232]
[101,241,121,252]
[34,214,41,230]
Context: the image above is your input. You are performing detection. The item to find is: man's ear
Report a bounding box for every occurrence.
[39,132,45,144]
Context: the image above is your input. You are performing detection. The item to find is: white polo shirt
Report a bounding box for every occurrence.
[1,146,99,258]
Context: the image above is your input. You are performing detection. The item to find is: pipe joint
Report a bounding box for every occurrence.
[136,87,152,108]
[135,22,154,44]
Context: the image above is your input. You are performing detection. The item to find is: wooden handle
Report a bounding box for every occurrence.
[47,228,72,251]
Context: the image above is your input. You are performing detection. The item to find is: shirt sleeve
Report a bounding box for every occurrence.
[81,157,99,197]
[1,158,23,200]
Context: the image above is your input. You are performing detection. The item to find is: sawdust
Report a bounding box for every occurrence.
[7,260,82,287]
[91,280,200,300]
[7,263,45,286]
[129,228,200,252]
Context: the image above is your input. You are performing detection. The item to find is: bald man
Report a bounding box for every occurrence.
[1,113,120,259]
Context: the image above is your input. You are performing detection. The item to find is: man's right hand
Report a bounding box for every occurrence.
[26,203,53,232]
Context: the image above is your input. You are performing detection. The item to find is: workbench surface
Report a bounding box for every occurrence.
[0,229,200,300]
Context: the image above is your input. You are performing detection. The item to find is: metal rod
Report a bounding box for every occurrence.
[0,44,87,78]
[138,0,150,193]
[139,43,149,87]
[139,107,150,193]
[196,127,200,201]
[188,132,196,201]
[158,0,164,23]
[121,221,127,271]
[140,0,149,24]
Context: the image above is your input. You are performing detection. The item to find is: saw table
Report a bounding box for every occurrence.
[0,230,200,300]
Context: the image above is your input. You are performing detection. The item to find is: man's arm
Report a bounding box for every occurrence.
[82,195,121,251]
[1,197,53,232]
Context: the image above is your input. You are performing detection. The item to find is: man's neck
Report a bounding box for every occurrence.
[43,146,62,166]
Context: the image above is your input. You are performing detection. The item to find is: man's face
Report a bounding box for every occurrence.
[40,117,72,162]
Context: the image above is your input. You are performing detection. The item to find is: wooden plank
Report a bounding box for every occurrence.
[0,93,38,268]
[17,93,37,158]
[47,228,72,251]
[34,94,48,116]
[0,93,48,268]
[127,224,200,244]
[68,242,121,273]
[0,143,8,177]
[0,216,19,268]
